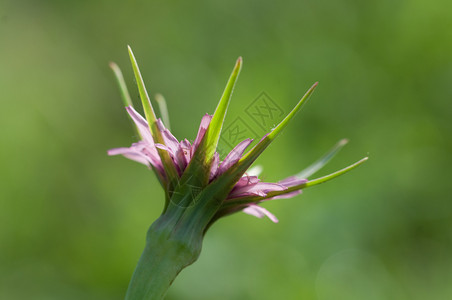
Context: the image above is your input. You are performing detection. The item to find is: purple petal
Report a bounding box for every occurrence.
[138,142,163,170]
[108,147,149,166]
[209,152,220,181]
[258,132,270,143]
[108,142,165,176]
[278,176,308,187]
[192,114,212,154]
[233,176,260,189]
[109,139,165,172]
[218,139,253,174]
[175,144,188,172]
[243,204,279,223]
[155,143,168,151]
[254,177,307,200]
[156,119,180,155]
[155,143,182,175]
[126,106,154,144]
[180,139,192,162]
[229,182,286,198]
[268,190,302,200]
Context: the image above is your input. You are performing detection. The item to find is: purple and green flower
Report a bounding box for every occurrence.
[108,47,367,300]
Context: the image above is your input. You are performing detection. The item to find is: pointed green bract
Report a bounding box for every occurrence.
[267,82,318,140]
[262,157,369,199]
[303,156,368,188]
[109,62,134,108]
[128,46,158,125]
[218,156,369,210]
[203,57,242,158]
[109,61,138,136]
[266,156,368,196]
[109,62,168,190]
[155,93,171,130]
[175,57,243,194]
[128,46,179,187]
[297,139,349,179]
[223,82,318,179]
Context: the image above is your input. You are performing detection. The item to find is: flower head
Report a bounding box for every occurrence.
[109,47,367,231]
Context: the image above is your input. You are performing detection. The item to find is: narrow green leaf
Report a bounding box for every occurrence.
[297,139,349,178]
[155,93,171,131]
[109,62,133,108]
[128,46,179,186]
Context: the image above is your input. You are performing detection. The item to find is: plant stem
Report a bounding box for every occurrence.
[125,219,201,300]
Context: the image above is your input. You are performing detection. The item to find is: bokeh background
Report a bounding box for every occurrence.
[1,0,451,299]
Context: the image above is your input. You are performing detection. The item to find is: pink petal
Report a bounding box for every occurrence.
[155,143,183,175]
[209,152,220,181]
[192,114,212,154]
[268,190,302,200]
[218,139,253,174]
[234,176,260,189]
[175,144,188,172]
[108,147,149,166]
[155,143,168,151]
[125,106,154,145]
[156,119,180,155]
[180,139,192,162]
[243,204,279,223]
[229,182,286,198]
[109,140,165,174]
[278,176,308,187]
[140,145,163,168]
[259,176,307,200]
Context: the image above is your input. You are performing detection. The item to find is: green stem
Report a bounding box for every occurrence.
[125,218,201,300]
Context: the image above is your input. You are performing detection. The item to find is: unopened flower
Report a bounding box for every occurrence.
[109,105,305,222]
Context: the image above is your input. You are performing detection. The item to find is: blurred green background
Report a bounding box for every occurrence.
[1,0,451,299]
